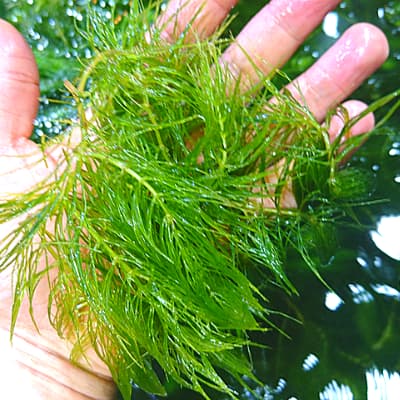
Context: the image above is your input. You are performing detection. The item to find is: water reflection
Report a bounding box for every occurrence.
[302,353,319,371]
[318,368,400,399]
[324,291,344,311]
[348,283,374,304]
[366,369,400,400]
[370,215,400,261]
[320,381,353,400]
[388,142,400,156]
[370,283,400,300]
[322,12,340,39]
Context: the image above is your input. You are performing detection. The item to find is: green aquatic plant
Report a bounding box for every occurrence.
[1,2,399,399]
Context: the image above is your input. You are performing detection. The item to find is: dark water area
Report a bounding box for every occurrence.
[1,1,399,399]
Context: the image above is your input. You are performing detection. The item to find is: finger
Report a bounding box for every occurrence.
[0,19,39,145]
[220,0,341,88]
[327,99,375,143]
[45,123,82,166]
[286,23,389,122]
[154,0,238,42]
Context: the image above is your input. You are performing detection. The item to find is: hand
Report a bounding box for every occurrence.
[0,1,388,398]
[0,19,116,400]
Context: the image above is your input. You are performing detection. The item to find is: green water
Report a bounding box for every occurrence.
[1,1,399,399]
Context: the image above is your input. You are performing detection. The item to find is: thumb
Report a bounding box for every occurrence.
[0,19,39,145]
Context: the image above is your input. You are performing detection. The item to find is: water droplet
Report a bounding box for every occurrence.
[371,164,380,172]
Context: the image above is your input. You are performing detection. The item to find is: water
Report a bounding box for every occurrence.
[1,0,399,399]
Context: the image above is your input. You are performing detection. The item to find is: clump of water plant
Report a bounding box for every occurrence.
[1,1,398,399]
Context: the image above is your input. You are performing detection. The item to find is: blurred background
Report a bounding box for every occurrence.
[1,1,399,399]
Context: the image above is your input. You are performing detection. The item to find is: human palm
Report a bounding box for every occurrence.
[0,0,389,398]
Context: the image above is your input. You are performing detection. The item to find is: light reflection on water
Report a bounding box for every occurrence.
[325,291,344,311]
[318,370,400,400]
[319,381,353,400]
[366,369,400,400]
[348,283,374,304]
[371,283,400,299]
[302,353,319,372]
[322,12,340,39]
[370,215,400,261]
